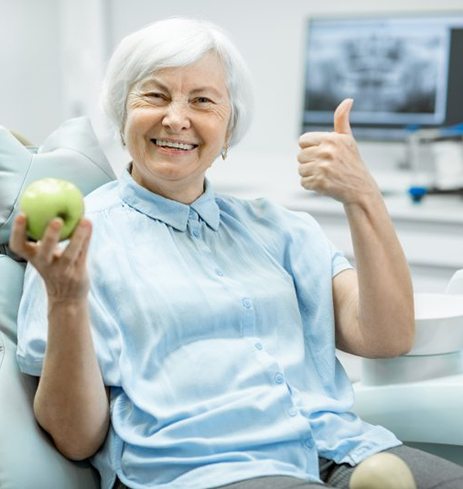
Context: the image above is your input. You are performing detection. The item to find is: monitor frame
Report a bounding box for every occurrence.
[301,12,463,141]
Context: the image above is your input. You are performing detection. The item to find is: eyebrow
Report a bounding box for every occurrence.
[138,77,226,99]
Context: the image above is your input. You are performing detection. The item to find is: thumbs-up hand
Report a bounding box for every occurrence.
[333,98,354,134]
[298,98,379,206]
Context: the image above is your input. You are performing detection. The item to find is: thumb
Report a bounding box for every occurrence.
[334,98,353,135]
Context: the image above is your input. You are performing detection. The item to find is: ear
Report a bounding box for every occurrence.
[223,127,232,151]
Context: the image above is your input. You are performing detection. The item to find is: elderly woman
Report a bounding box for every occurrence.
[10,17,463,489]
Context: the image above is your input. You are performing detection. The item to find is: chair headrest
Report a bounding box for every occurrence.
[0,117,116,245]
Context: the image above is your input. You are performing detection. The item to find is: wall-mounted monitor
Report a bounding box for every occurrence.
[301,13,463,140]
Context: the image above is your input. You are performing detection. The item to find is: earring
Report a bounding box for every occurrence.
[221,144,229,161]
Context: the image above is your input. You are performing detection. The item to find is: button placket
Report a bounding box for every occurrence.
[288,407,297,417]
[189,222,201,238]
[187,209,201,238]
[302,437,314,449]
[273,372,285,385]
[240,297,255,337]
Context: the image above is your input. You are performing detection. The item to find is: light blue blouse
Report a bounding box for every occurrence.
[16,170,400,489]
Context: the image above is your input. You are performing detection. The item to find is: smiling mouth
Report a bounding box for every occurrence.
[151,139,198,151]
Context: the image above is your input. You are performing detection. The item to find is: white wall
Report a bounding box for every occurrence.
[2,0,462,163]
[0,0,62,143]
[58,0,109,128]
[107,0,463,159]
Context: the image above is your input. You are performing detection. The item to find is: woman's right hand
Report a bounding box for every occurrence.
[9,213,92,301]
[11,213,109,460]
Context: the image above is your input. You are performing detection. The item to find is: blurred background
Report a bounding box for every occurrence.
[2,0,463,295]
[2,1,461,148]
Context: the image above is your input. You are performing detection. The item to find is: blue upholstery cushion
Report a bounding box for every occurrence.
[0,258,100,489]
[0,118,114,488]
[0,117,116,244]
[0,255,25,344]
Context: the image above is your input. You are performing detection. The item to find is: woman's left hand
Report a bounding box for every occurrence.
[298,99,415,358]
[297,98,379,206]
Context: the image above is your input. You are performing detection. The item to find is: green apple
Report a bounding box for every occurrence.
[19,178,84,241]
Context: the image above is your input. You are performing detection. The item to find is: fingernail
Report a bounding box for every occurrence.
[51,218,63,228]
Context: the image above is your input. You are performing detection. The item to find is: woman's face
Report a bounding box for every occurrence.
[124,52,232,203]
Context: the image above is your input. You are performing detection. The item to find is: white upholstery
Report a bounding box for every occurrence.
[0,117,116,488]
[353,270,463,467]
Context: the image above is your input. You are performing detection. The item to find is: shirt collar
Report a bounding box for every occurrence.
[118,169,220,232]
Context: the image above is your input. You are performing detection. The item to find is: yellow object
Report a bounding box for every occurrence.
[349,453,417,489]
[9,130,33,147]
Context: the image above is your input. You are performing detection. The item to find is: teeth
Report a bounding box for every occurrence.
[155,139,196,150]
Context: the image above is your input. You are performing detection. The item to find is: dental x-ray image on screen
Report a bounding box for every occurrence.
[302,14,463,140]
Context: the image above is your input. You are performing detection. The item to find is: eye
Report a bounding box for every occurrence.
[193,96,214,105]
[144,92,168,104]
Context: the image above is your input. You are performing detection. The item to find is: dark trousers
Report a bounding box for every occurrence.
[113,444,463,489]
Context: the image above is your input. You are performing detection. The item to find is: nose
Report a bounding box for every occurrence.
[162,101,191,132]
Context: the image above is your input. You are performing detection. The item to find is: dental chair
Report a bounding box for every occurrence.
[353,270,463,466]
[1,117,462,488]
[0,118,115,488]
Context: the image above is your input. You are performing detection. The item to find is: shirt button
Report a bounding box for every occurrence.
[215,269,224,277]
[241,298,252,309]
[303,437,314,449]
[274,373,285,384]
[255,342,263,350]
[288,407,297,417]
[192,230,200,238]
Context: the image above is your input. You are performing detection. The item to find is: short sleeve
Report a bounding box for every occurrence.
[279,205,353,280]
[16,259,122,386]
[16,264,48,376]
[236,197,353,281]
[329,240,353,278]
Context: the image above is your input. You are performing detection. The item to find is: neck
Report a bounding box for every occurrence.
[129,165,205,204]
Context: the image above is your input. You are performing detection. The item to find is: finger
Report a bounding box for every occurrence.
[8,213,36,260]
[298,161,318,178]
[77,221,92,266]
[333,98,353,135]
[61,219,92,265]
[8,213,27,254]
[37,218,64,264]
[300,175,320,192]
[299,131,330,148]
[297,146,320,164]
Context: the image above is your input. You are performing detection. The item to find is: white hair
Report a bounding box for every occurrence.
[100,17,254,146]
